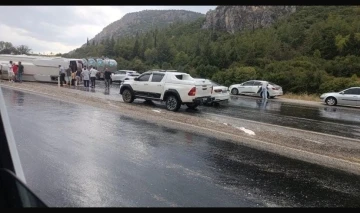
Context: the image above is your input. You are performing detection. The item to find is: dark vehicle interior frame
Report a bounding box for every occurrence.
[0,87,47,207]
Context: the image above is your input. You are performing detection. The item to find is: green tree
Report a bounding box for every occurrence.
[132,39,140,58]
[161,62,172,70]
[144,48,158,64]
[156,39,173,63]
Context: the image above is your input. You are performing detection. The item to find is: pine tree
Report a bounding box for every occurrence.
[132,39,140,58]
[87,38,89,46]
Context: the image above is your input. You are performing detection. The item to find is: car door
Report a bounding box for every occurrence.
[354,88,360,106]
[132,73,151,97]
[147,73,165,99]
[112,71,123,81]
[339,88,359,106]
[239,81,254,94]
[252,81,263,96]
[118,71,127,81]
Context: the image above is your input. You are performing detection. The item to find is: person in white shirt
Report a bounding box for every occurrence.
[81,66,90,87]
[58,65,66,86]
[89,66,98,88]
[261,81,269,100]
[8,61,14,82]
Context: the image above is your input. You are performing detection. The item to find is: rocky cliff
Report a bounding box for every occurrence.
[202,6,297,33]
[89,10,204,45]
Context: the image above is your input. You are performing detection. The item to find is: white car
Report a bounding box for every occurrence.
[111,70,140,83]
[197,80,229,105]
[320,87,360,106]
[229,80,283,98]
[120,70,214,111]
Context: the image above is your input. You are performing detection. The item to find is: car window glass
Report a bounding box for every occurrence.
[151,74,165,82]
[138,74,151,82]
[354,88,360,95]
[343,89,356,94]
[210,81,220,86]
[243,81,254,86]
[253,81,262,86]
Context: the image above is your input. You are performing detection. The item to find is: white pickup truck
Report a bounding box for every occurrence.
[119,70,214,111]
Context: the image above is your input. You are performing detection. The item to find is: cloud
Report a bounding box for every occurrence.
[0,6,216,54]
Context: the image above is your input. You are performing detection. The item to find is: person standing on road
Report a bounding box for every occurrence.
[8,61,14,82]
[17,62,24,83]
[89,66,98,88]
[75,68,82,86]
[104,68,111,89]
[71,70,76,86]
[59,65,66,86]
[65,65,72,86]
[81,66,90,87]
[12,62,18,82]
[261,81,268,100]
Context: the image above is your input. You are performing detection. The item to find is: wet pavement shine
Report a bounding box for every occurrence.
[92,81,360,139]
[1,86,360,207]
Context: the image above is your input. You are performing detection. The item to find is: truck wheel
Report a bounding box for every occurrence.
[165,95,181,112]
[122,89,134,103]
[186,103,199,109]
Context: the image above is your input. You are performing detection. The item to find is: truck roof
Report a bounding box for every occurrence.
[143,70,187,75]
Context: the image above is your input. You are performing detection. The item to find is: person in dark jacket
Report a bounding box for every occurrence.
[104,68,112,89]
[17,62,24,83]
[75,68,82,86]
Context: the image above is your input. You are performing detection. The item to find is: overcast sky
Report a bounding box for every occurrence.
[0,6,216,54]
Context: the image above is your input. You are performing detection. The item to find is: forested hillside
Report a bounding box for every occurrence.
[64,6,360,94]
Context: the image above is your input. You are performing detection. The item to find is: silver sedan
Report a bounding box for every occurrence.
[320,87,360,106]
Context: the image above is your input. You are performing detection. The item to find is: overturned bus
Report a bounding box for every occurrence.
[0,54,118,82]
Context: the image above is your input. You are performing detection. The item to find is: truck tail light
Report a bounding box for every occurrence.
[188,87,196,96]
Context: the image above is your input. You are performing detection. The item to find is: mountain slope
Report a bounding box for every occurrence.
[202,6,296,33]
[66,6,360,95]
[89,10,204,45]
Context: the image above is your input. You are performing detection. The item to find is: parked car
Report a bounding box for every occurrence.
[201,79,229,105]
[320,87,360,107]
[120,70,214,111]
[229,80,283,99]
[123,73,140,81]
[111,70,140,83]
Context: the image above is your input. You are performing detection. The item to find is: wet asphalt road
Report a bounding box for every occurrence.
[2,86,360,207]
[85,81,360,139]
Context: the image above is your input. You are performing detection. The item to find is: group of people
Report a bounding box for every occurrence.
[58,64,112,89]
[7,60,24,83]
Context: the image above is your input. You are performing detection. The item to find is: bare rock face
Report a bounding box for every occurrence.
[202,6,296,33]
[89,10,204,44]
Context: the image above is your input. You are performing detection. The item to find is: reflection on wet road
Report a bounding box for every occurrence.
[2,87,360,207]
[89,82,360,139]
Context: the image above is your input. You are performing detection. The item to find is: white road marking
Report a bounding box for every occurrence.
[236,127,256,136]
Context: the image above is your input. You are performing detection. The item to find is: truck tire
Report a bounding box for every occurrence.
[165,95,181,112]
[122,89,134,103]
